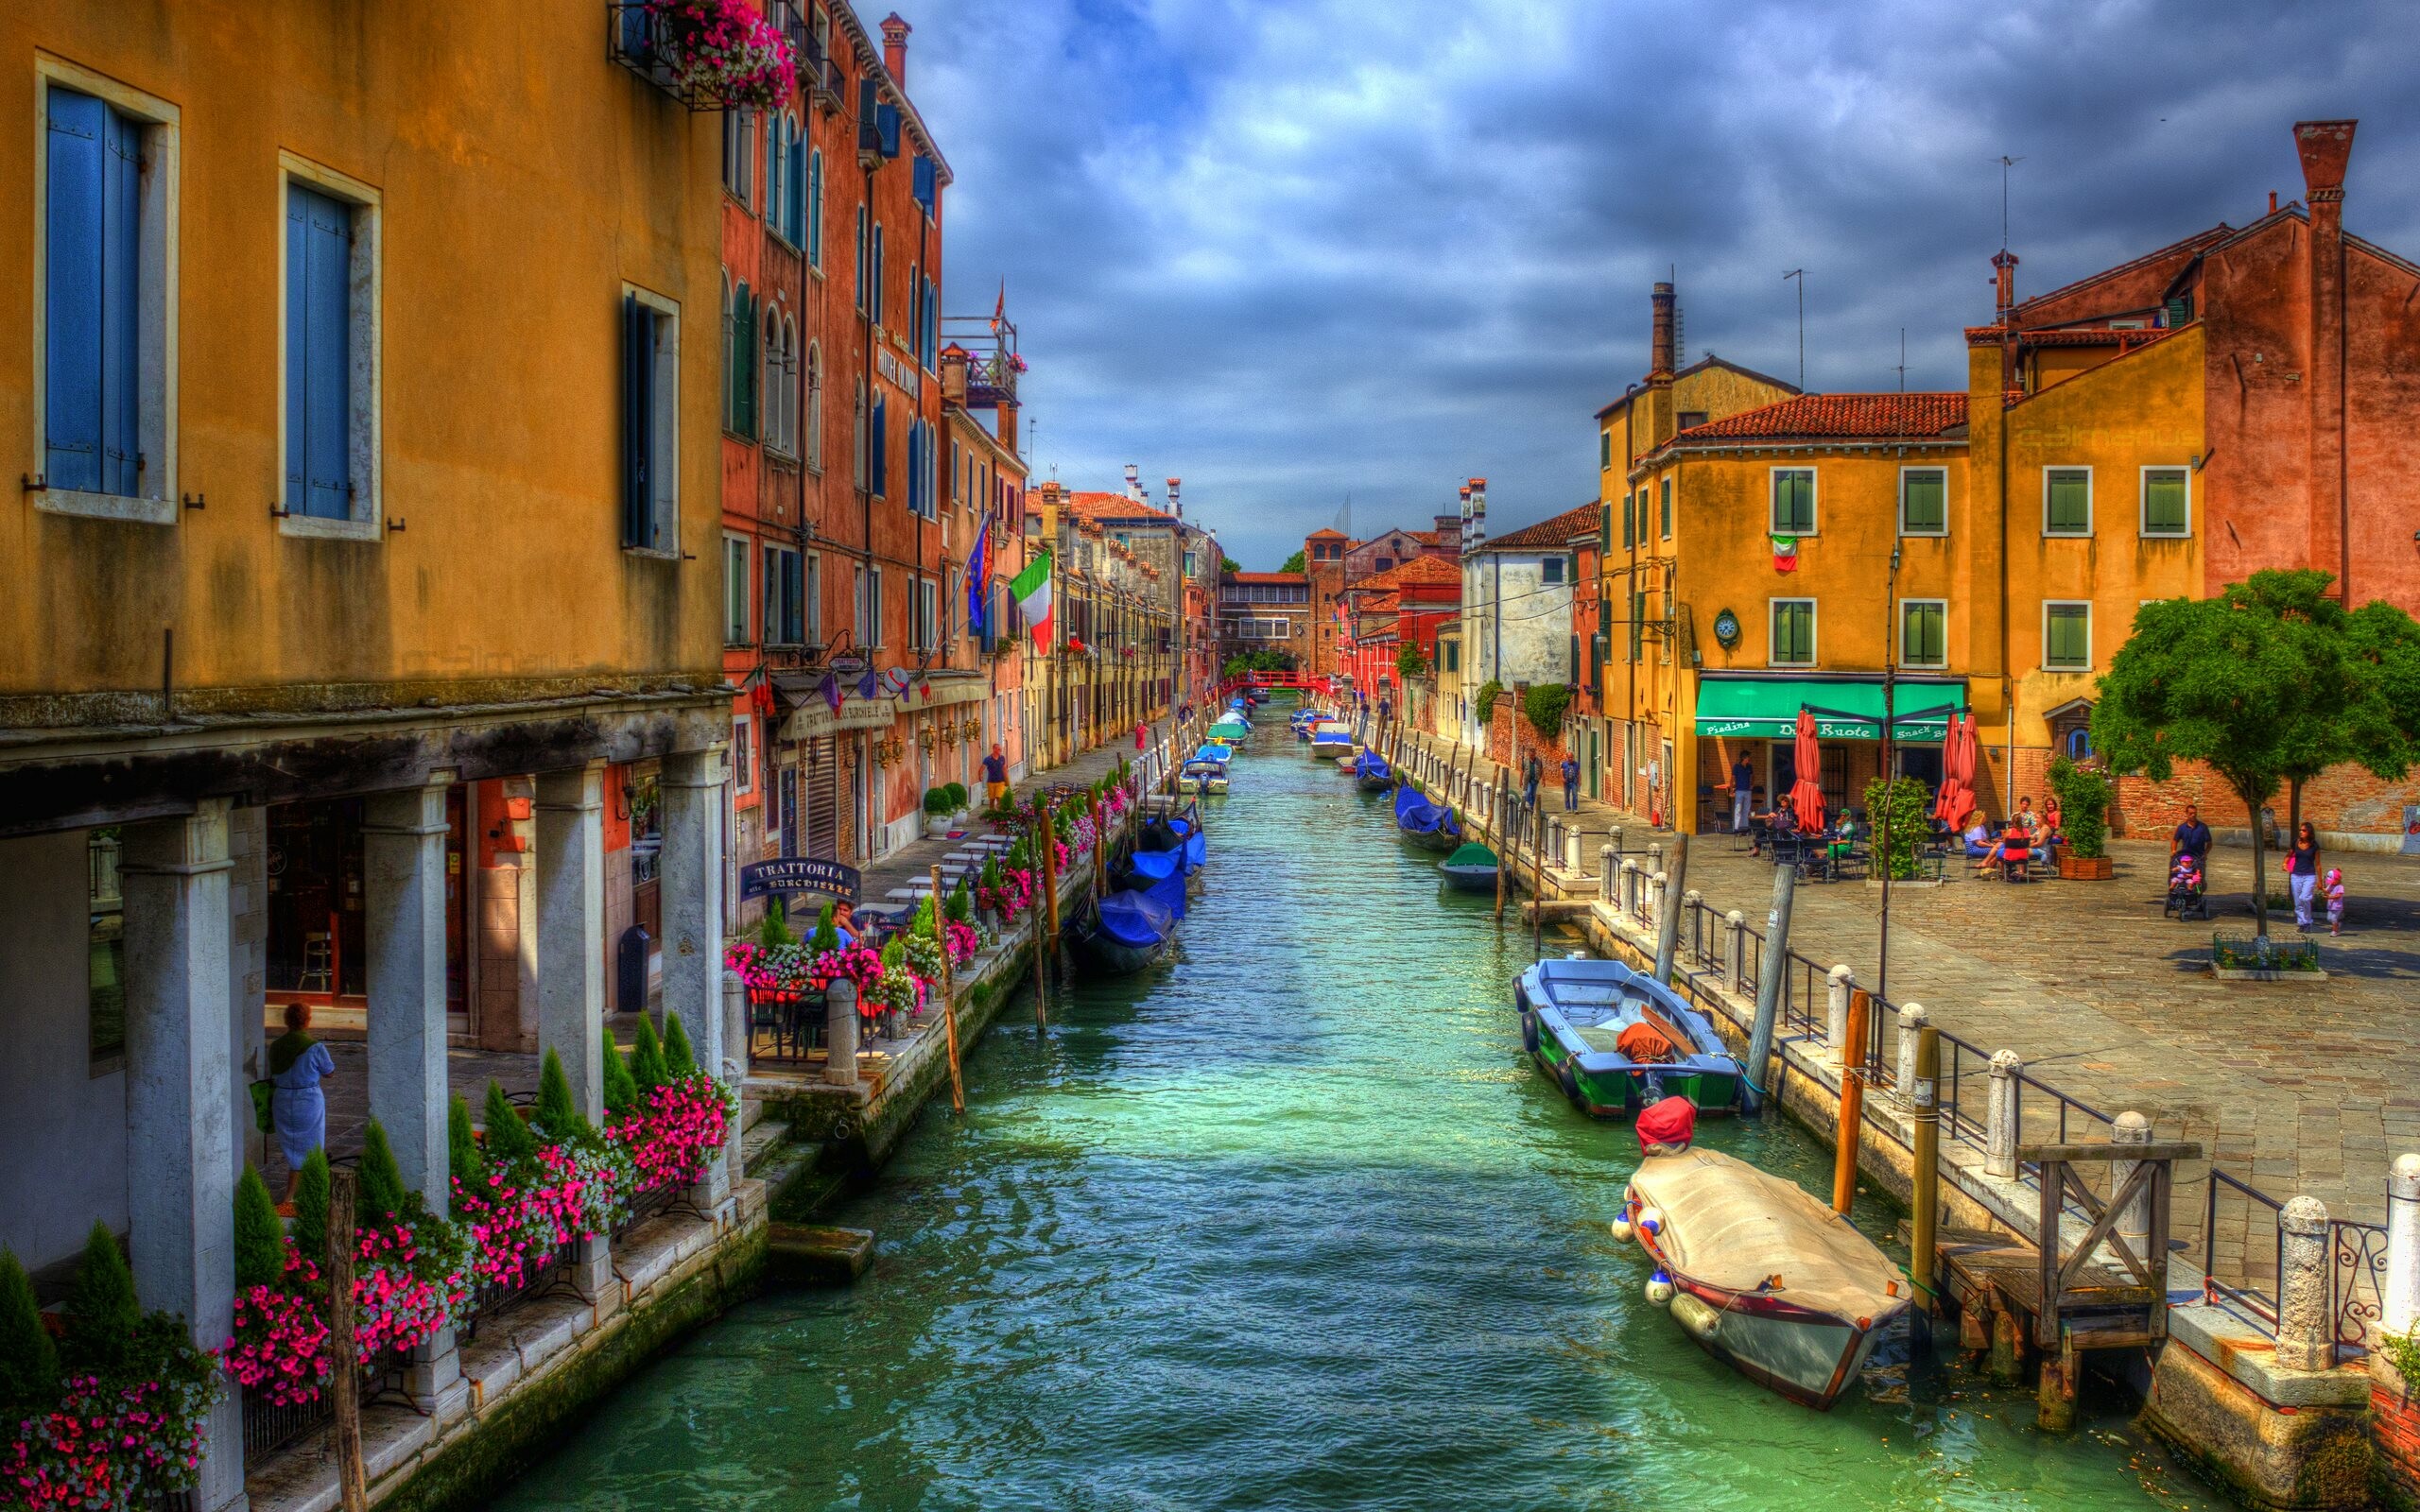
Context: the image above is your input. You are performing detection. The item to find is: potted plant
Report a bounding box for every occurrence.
[2047,756,2115,880]
[923,785,959,838]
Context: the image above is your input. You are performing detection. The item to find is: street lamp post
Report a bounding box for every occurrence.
[1877,541,1902,1026]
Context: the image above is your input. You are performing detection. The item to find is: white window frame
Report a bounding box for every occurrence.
[274,155,384,540]
[620,284,682,558]
[732,715,754,795]
[804,341,823,472]
[33,59,181,525]
[804,551,821,645]
[1898,465,1948,538]
[916,576,938,651]
[2042,465,2093,538]
[1769,466,1817,536]
[1541,556,1564,585]
[2139,465,2191,539]
[1769,596,1817,668]
[723,533,751,645]
[2042,599,2094,672]
[1898,597,1948,669]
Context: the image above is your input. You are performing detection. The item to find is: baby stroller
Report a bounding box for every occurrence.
[2163,853,2211,920]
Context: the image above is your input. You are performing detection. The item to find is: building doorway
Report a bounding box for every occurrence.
[265,792,468,1022]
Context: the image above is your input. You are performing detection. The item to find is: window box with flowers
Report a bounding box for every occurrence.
[611,0,797,111]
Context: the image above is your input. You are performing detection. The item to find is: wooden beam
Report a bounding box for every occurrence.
[2014,1141,2202,1165]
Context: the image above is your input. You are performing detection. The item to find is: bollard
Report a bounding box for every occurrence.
[1607,824,1624,862]
[1984,1050,2021,1178]
[1618,858,1640,917]
[1725,910,1748,994]
[1894,1005,1928,1108]
[1566,824,1582,875]
[722,968,750,1087]
[824,980,860,1088]
[1647,870,1667,933]
[1681,889,1703,964]
[2386,1154,2420,1349]
[1599,846,1617,902]
[1825,963,1855,1056]
[2276,1195,2337,1373]
[2109,1111,2152,1266]
[1647,842,1665,884]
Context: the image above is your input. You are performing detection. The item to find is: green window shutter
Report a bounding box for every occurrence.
[1599,431,1611,470]
[1660,478,1672,539]
[1621,491,1634,549]
[2143,470,2188,534]
[1774,602,1813,664]
[2047,470,2090,533]
[1903,470,1945,532]
[1773,470,1814,534]
[2047,605,2089,668]
[1904,603,1945,665]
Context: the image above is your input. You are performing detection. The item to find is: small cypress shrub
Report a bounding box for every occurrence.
[662,1012,697,1079]
[980,855,1003,892]
[292,1148,332,1267]
[62,1223,138,1377]
[809,902,841,955]
[881,937,908,974]
[357,1118,408,1228]
[946,878,975,924]
[602,1022,639,1117]
[481,1080,536,1165]
[631,1017,668,1093]
[233,1164,285,1292]
[448,1093,483,1192]
[536,1046,589,1142]
[911,895,939,938]
[757,909,796,949]
[0,1247,60,1419]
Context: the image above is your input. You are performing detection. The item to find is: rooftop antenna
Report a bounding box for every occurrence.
[1996,155,2024,248]
[1669,263,1685,368]
[1782,268,1806,391]
[1896,328,1907,392]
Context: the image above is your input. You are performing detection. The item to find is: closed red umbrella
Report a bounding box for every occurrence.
[1934,712,1977,827]
[1789,708,1827,833]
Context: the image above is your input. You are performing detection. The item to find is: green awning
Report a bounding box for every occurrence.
[1693,678,1964,742]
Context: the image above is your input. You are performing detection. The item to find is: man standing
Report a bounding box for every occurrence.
[1731,752,1755,833]
[982,744,1010,811]
[1522,752,1542,814]
[1561,754,1580,811]
[2172,803,2212,865]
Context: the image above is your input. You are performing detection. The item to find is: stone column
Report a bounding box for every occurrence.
[1682,889,1703,962]
[2276,1195,2337,1373]
[722,968,750,1088]
[1985,1049,2022,1178]
[1726,910,1748,993]
[1599,847,1616,902]
[534,762,614,1302]
[1565,824,1582,874]
[2385,1154,2420,1348]
[660,747,733,1215]
[363,779,453,1207]
[1647,870,1666,931]
[2109,1110,2152,1266]
[1824,963,1855,1057]
[120,801,247,1512]
[1618,858,1639,917]
[1894,1004,1928,1108]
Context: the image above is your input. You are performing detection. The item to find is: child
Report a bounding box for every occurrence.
[2169,850,2203,897]
[2325,868,2346,936]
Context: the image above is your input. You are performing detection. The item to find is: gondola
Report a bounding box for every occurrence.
[1352,751,1394,793]
[1393,784,1461,851]
[1076,888,1176,974]
[1514,956,1743,1118]
[1438,841,1499,891]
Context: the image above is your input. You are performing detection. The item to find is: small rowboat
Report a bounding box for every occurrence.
[1308,721,1354,759]
[1439,841,1498,891]
[1393,785,1461,852]
[1620,1142,1911,1409]
[1514,955,1743,1118]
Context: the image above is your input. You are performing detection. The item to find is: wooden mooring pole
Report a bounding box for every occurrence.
[1910,1023,1941,1314]
[931,864,964,1114]
[329,1168,367,1512]
[1832,988,1869,1215]
[1493,776,1509,928]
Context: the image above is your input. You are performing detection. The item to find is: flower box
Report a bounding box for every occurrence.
[2059,853,2114,881]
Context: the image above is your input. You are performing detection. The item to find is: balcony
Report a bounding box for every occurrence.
[609,1,800,112]
[940,313,1022,407]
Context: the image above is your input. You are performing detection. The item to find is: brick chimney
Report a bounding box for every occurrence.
[1466,478,1487,553]
[1650,282,1676,383]
[1166,477,1182,518]
[1457,484,1473,554]
[1992,249,2018,319]
[939,343,968,405]
[881,13,911,88]
[2296,119,2356,598]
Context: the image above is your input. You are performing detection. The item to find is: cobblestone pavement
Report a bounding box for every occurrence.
[1396,729,2420,1263]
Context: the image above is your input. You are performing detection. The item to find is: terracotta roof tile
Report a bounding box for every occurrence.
[1475,501,1601,553]
[1065,490,1177,524]
[1227,571,1307,585]
[1669,392,1966,444]
[1355,555,1461,592]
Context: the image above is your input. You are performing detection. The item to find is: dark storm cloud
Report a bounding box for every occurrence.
[896,0,2419,567]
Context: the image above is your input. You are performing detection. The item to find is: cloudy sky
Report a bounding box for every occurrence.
[899,0,2418,569]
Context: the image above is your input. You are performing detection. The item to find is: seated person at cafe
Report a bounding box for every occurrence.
[1752,801,1800,857]
[1962,814,1993,858]
[1828,813,1859,859]
[1979,820,2031,876]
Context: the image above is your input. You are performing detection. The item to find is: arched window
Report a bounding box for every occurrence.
[804,342,822,471]
[806,147,824,268]
[852,378,867,488]
[732,280,755,439]
[762,306,782,453]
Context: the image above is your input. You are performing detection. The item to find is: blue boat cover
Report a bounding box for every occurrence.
[1144,869,1188,920]
[1394,785,1454,833]
[1129,848,1184,882]
[1184,830,1207,872]
[1098,889,1175,949]
[1192,744,1233,765]
[1354,752,1392,781]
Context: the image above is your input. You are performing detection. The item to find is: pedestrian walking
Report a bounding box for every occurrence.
[1133,720,1147,752]
[1522,752,1541,814]
[2172,803,2212,865]
[2324,868,2347,936]
[1730,753,1754,833]
[2286,820,2322,930]
[268,1002,336,1199]
[1561,755,1580,811]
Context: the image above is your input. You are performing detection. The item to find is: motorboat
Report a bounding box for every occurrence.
[1180,758,1229,795]
[1621,1137,1911,1409]
[1438,841,1498,891]
[1309,721,1353,759]
[1514,956,1743,1118]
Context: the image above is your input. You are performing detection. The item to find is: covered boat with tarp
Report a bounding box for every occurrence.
[1179,757,1229,795]
[1514,955,1742,1118]
[1352,750,1394,792]
[1619,1126,1911,1409]
[1207,714,1251,743]
[1078,888,1176,974]
[1439,841,1498,892]
[1393,785,1461,851]
[1308,720,1354,758]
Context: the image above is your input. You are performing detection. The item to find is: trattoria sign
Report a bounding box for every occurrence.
[738,858,860,902]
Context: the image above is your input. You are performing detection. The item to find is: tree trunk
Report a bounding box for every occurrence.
[2288,778,2305,853]
[2238,779,2272,940]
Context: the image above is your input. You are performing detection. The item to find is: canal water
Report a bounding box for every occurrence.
[500,713,2204,1511]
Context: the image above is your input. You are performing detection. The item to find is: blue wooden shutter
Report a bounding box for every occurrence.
[43,89,106,493]
[876,104,901,158]
[906,420,921,514]
[101,107,141,496]
[922,278,938,369]
[786,130,806,244]
[784,550,805,643]
[871,396,887,496]
[806,150,822,265]
[289,184,354,519]
[911,154,934,213]
[735,284,756,438]
[856,80,881,153]
[621,294,652,548]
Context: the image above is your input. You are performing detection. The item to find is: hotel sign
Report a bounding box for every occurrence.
[877,346,922,399]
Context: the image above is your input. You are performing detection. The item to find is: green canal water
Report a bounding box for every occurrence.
[499,715,2207,1511]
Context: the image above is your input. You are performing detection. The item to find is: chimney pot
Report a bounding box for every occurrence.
[881,13,912,88]
[2293,119,2356,206]
[1992,250,2019,318]
[2269,190,2278,215]
[1650,282,1676,381]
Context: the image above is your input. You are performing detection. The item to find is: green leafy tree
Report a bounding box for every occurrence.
[62,1223,138,1378]
[1474,679,1503,725]
[663,1011,698,1079]
[2045,757,2113,861]
[602,1022,640,1115]
[233,1164,285,1291]
[447,1093,484,1192]
[1219,556,1242,576]
[0,1247,58,1421]
[1279,549,1306,574]
[630,1016,668,1092]
[535,1046,590,1142]
[2092,571,2377,937]
[292,1148,331,1266]
[358,1118,408,1227]
[1396,644,1427,679]
[481,1080,535,1165]
[1521,683,1569,737]
[1861,776,1930,881]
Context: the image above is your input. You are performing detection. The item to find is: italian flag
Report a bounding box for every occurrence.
[1010,549,1054,651]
